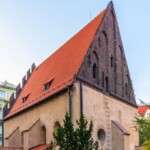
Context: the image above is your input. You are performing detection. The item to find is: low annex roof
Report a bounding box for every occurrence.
[5,8,106,119]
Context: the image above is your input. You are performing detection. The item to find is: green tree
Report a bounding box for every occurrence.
[143,139,150,150]
[54,113,76,150]
[136,100,150,150]
[136,117,150,145]
[75,114,98,150]
[50,113,98,150]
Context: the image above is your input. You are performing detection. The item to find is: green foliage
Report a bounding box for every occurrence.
[75,114,98,150]
[143,139,150,150]
[54,113,76,150]
[136,117,150,146]
[50,113,98,150]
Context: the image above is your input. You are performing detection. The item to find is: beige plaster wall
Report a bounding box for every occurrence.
[5,128,22,148]
[4,82,138,150]
[22,120,46,150]
[4,91,69,148]
[79,82,139,150]
[111,122,124,150]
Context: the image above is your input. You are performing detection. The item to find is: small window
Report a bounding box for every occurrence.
[98,37,101,47]
[125,83,128,96]
[44,78,54,91]
[97,129,106,145]
[22,94,30,103]
[102,72,105,88]
[54,121,61,129]
[87,55,91,67]
[110,55,114,67]
[92,63,97,79]
[41,126,46,144]
[53,121,61,137]
[105,77,109,92]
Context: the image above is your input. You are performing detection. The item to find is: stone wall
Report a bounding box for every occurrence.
[4,82,138,150]
[78,2,136,106]
[79,82,139,150]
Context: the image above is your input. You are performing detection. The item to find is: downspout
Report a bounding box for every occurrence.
[79,81,83,116]
[68,86,73,119]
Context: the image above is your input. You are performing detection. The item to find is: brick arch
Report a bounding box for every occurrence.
[54,121,61,129]
[101,31,108,43]
[92,51,99,83]
[41,125,47,144]
[99,31,109,67]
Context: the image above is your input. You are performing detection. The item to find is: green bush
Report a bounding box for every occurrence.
[50,113,98,150]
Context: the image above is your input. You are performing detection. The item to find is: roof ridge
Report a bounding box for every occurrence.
[37,9,106,70]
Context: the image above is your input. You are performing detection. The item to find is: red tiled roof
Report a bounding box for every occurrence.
[138,106,150,116]
[5,9,106,119]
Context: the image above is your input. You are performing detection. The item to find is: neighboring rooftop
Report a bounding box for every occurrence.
[0,81,16,90]
[138,105,150,116]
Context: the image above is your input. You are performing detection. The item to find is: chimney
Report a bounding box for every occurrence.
[22,75,27,87]
[31,63,36,72]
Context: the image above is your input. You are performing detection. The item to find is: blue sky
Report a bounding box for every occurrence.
[0,0,149,103]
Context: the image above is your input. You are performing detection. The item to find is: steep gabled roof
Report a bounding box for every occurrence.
[5,8,106,119]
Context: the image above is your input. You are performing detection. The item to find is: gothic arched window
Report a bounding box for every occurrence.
[101,31,108,45]
[100,31,108,62]
[87,55,91,67]
[53,121,61,137]
[98,37,101,47]
[110,55,114,67]
[41,126,46,144]
[125,83,128,96]
[97,129,106,146]
[92,63,97,79]
[92,51,99,83]
[102,72,105,88]
[105,76,109,92]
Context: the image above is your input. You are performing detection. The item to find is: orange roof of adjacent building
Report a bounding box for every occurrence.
[5,8,106,119]
[138,105,150,116]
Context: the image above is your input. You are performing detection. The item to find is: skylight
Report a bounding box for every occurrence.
[22,93,30,103]
[44,78,54,91]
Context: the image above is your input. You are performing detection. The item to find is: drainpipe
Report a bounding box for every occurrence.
[68,86,73,119]
[79,82,83,116]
